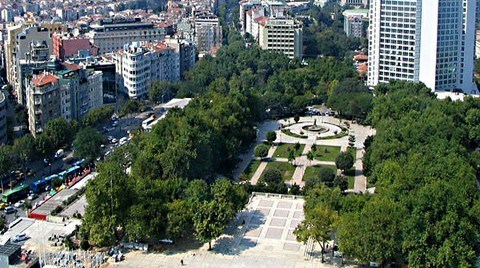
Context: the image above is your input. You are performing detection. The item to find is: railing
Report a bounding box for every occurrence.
[250,192,304,200]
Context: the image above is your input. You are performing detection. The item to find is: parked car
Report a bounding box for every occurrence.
[159,239,174,245]
[112,121,118,127]
[111,138,118,144]
[27,193,38,201]
[4,206,16,214]
[54,149,65,159]
[12,233,29,243]
[13,200,25,208]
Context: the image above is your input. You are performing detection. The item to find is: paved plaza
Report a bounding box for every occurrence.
[109,194,337,268]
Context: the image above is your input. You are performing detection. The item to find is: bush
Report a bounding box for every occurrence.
[254,144,270,158]
[80,240,90,250]
[262,168,283,185]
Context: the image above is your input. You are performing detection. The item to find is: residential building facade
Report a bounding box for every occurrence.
[114,41,180,99]
[27,72,61,135]
[0,91,7,145]
[343,9,368,38]
[87,18,165,54]
[258,17,303,59]
[368,0,478,94]
[194,12,222,55]
[52,32,99,60]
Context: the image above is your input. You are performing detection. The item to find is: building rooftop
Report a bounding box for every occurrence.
[32,72,58,87]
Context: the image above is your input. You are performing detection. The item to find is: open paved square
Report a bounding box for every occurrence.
[109,193,334,267]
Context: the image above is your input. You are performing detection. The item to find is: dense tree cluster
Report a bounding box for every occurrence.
[337,81,480,266]
[83,159,247,247]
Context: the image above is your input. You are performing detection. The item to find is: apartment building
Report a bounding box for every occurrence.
[52,32,99,60]
[114,41,180,99]
[0,91,7,145]
[343,9,368,38]
[340,0,368,8]
[368,0,478,94]
[27,72,62,135]
[87,18,165,54]
[194,12,222,55]
[164,37,196,78]
[26,65,103,135]
[5,22,67,104]
[258,17,303,59]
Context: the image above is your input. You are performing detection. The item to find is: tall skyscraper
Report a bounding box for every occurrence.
[368,0,478,94]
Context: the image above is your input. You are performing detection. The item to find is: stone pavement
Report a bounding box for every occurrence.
[109,194,340,268]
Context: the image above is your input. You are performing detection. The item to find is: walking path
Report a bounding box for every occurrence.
[235,116,375,193]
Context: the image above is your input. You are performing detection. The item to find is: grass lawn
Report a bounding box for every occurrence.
[344,169,356,189]
[263,161,296,181]
[303,165,337,181]
[347,147,357,161]
[244,160,261,179]
[273,143,305,158]
[312,145,341,162]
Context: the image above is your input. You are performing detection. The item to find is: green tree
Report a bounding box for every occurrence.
[254,144,269,159]
[337,197,403,265]
[83,161,132,245]
[295,204,338,262]
[44,118,75,149]
[148,81,179,103]
[262,168,283,185]
[335,152,354,173]
[307,150,314,164]
[288,149,295,165]
[193,200,235,251]
[166,199,192,239]
[13,134,36,179]
[82,106,114,127]
[35,134,54,159]
[294,114,300,124]
[311,143,317,153]
[73,127,105,161]
[266,131,277,145]
[0,146,12,180]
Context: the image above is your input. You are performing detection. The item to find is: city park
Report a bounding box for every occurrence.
[235,112,375,194]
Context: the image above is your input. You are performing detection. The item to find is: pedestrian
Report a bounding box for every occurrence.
[180,259,184,266]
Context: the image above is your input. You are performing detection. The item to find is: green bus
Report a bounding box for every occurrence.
[1,184,30,204]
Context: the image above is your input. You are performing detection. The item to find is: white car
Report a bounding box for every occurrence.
[14,200,25,208]
[111,138,118,144]
[27,193,38,201]
[12,233,29,243]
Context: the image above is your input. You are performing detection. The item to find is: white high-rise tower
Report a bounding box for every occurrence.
[368,0,478,94]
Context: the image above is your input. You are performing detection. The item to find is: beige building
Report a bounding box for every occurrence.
[194,12,222,56]
[27,72,61,135]
[0,91,7,145]
[87,19,165,54]
[258,17,303,59]
[5,22,66,104]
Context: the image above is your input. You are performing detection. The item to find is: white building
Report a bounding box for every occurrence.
[258,17,303,59]
[343,9,368,38]
[87,18,165,54]
[114,41,180,99]
[194,12,222,55]
[368,0,478,94]
[340,0,368,8]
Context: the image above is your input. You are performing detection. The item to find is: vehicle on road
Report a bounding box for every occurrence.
[12,233,29,243]
[4,206,16,214]
[13,200,25,208]
[112,121,118,127]
[1,184,30,203]
[27,193,38,200]
[107,136,113,141]
[54,149,65,159]
[111,138,118,144]
[159,239,174,245]
[31,175,58,193]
